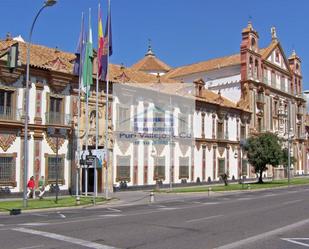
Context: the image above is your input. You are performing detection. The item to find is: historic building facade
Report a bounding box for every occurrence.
[132,22,306,176]
[0,21,306,193]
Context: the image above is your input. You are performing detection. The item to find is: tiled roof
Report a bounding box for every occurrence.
[131,54,171,72]
[0,39,75,73]
[164,53,240,79]
[109,64,175,83]
[0,38,176,83]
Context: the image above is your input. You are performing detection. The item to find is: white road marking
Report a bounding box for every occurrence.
[106,207,122,212]
[202,202,219,205]
[0,224,4,226]
[12,227,120,249]
[57,212,66,218]
[20,223,49,227]
[282,199,303,205]
[282,238,309,247]
[186,215,223,223]
[18,245,44,249]
[215,218,309,249]
[99,214,123,217]
[31,213,48,217]
[159,207,179,210]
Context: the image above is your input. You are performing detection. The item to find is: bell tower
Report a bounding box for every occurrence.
[240,21,261,82]
[288,50,302,95]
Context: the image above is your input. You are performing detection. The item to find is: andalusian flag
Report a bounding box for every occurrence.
[98,4,105,80]
[82,9,93,95]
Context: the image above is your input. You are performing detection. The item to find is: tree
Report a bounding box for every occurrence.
[244,132,282,183]
[281,147,295,170]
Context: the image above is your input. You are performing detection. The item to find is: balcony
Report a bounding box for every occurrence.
[0,106,23,121]
[45,112,71,126]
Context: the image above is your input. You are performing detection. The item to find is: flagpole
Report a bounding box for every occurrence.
[76,12,84,199]
[94,3,101,203]
[84,8,92,197]
[105,0,111,200]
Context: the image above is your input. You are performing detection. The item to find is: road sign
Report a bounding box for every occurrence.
[86,155,97,165]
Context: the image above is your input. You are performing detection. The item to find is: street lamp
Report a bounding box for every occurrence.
[47,128,67,204]
[151,146,159,190]
[23,0,57,208]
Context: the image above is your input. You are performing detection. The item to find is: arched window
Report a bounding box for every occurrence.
[251,38,256,51]
[254,59,259,79]
[249,57,253,77]
[275,50,280,63]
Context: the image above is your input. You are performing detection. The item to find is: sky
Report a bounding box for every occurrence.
[1,0,309,89]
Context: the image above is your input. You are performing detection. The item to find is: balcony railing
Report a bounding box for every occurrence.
[45,112,71,126]
[0,106,23,121]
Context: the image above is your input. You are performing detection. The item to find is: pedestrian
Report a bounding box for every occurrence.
[27,176,35,199]
[38,176,46,199]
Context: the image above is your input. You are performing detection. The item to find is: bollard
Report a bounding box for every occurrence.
[247,184,251,190]
[149,191,155,203]
[76,196,80,205]
[208,187,212,197]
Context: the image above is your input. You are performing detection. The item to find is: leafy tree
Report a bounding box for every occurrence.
[281,147,295,169]
[244,132,282,183]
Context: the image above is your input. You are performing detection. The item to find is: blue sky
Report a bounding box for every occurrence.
[1,0,308,89]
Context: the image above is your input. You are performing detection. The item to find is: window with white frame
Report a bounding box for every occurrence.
[178,113,188,135]
[46,155,64,184]
[153,108,165,133]
[117,105,131,131]
[154,156,165,180]
[179,157,189,179]
[0,155,15,185]
[116,155,131,181]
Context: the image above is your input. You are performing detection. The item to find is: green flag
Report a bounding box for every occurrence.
[82,10,93,96]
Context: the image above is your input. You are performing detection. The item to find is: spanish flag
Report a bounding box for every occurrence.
[97,4,105,80]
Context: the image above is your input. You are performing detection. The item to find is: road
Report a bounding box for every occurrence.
[0,185,309,249]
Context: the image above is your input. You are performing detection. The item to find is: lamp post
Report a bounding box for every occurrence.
[287,101,291,186]
[23,0,57,208]
[151,147,159,190]
[47,128,67,204]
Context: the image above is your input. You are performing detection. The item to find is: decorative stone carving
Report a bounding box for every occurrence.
[0,133,16,152]
[179,143,189,156]
[218,146,225,157]
[117,140,130,155]
[45,135,65,153]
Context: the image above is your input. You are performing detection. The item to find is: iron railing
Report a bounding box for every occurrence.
[45,112,71,125]
[0,106,23,121]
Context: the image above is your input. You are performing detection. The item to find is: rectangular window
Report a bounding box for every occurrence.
[178,114,188,135]
[153,110,165,134]
[117,105,131,131]
[218,159,225,175]
[179,157,189,179]
[280,76,285,91]
[257,118,262,132]
[274,101,278,117]
[240,125,246,140]
[0,156,14,183]
[48,97,63,124]
[242,159,248,176]
[116,155,130,181]
[0,90,13,120]
[217,121,224,139]
[271,72,276,87]
[154,156,165,180]
[47,156,64,183]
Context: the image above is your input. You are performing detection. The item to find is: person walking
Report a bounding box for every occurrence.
[27,176,35,199]
[38,176,46,199]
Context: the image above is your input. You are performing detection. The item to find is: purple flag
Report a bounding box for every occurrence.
[73,13,86,76]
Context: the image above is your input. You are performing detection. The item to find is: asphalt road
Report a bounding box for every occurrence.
[0,185,309,249]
